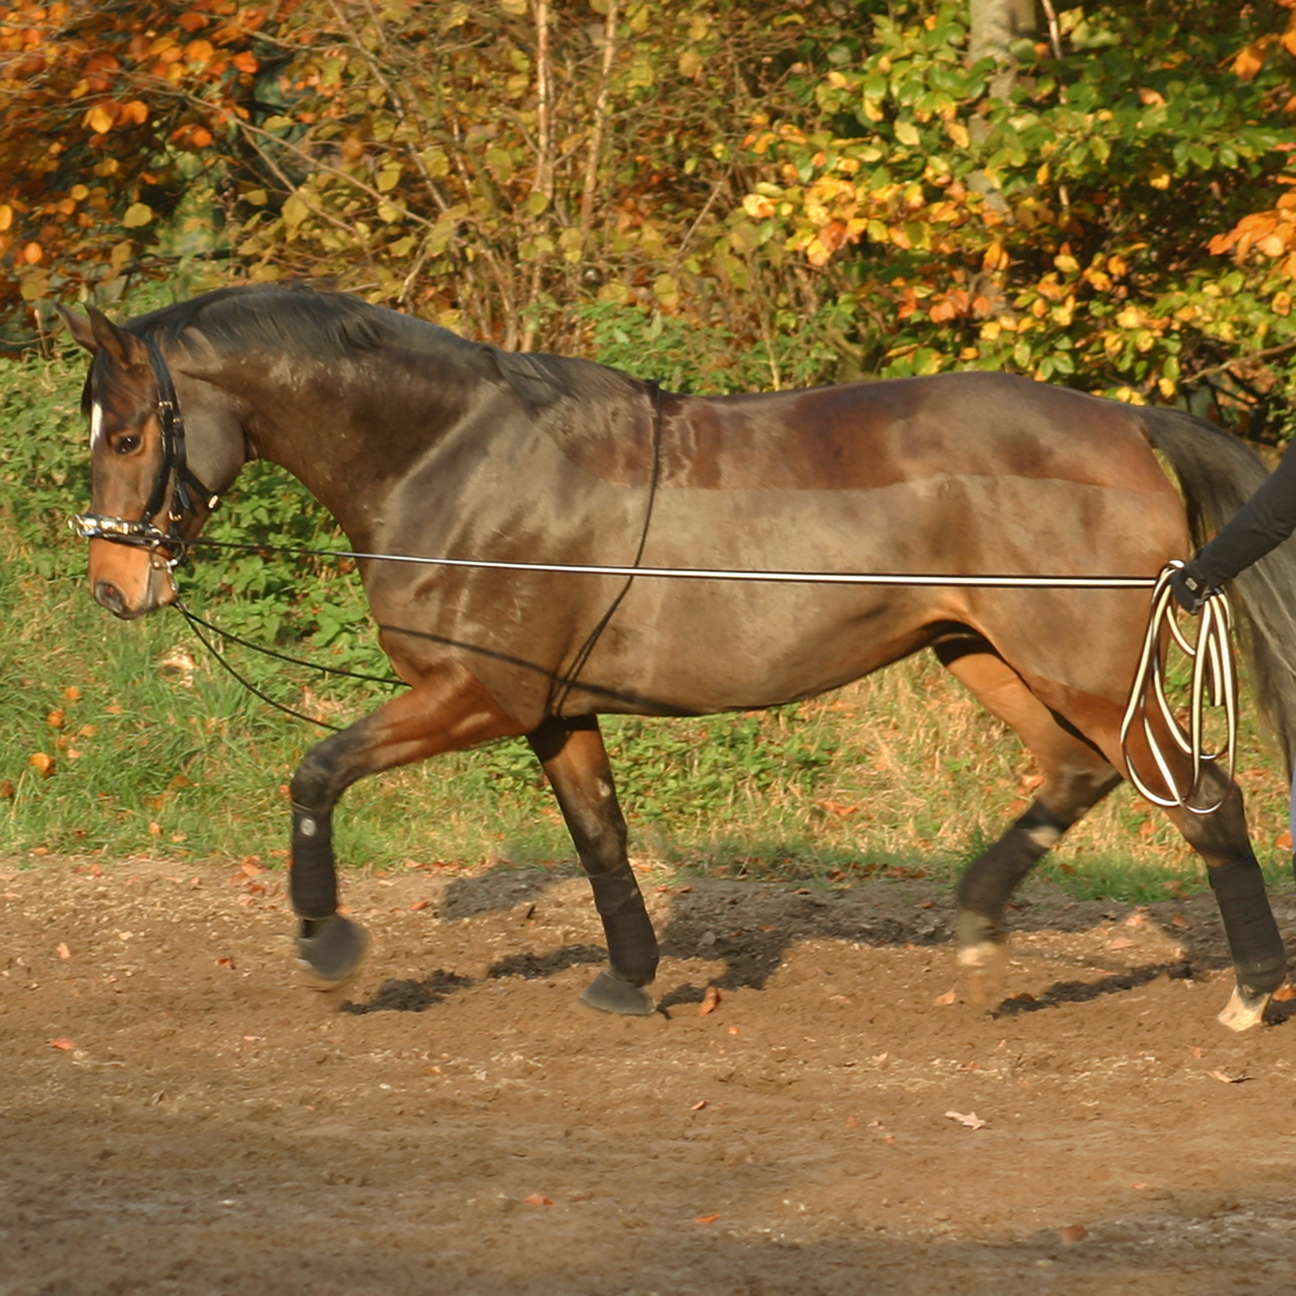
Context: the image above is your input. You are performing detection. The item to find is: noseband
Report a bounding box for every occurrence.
[71,334,220,569]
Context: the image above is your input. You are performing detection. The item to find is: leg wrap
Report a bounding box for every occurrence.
[957,802,1071,932]
[290,803,337,919]
[1208,863,1286,995]
[588,869,658,987]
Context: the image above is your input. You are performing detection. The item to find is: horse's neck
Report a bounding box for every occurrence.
[232,350,467,547]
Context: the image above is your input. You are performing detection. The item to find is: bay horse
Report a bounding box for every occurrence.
[61,284,1296,1030]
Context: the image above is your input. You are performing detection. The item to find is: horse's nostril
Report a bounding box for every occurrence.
[94,580,127,617]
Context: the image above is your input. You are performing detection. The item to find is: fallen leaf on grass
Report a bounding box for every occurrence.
[945,1110,988,1130]
[29,752,54,778]
[524,1193,553,1207]
[48,1038,76,1051]
[699,985,721,1016]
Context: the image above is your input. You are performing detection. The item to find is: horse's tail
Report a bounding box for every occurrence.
[1142,406,1296,775]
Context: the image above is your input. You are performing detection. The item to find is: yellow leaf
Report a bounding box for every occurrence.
[122,202,153,228]
[0,203,11,232]
[894,119,920,148]
[85,103,114,135]
[946,120,969,149]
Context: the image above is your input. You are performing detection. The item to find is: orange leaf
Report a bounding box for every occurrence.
[1273,983,1296,1002]
[29,752,54,778]
[21,242,43,265]
[48,1038,76,1051]
[694,1213,720,1224]
[84,103,115,134]
[933,988,957,1006]
[1233,42,1266,81]
[232,50,259,74]
[699,985,721,1016]
[523,1193,553,1207]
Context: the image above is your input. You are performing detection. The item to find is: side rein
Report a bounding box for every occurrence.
[71,334,221,569]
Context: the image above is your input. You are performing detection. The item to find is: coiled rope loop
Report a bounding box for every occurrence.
[1119,562,1236,815]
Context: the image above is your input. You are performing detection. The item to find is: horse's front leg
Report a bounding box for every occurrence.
[291,663,526,989]
[529,715,659,1015]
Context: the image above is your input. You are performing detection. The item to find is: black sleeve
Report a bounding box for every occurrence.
[1191,436,1296,587]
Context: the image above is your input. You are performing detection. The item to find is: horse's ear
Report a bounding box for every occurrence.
[56,304,98,354]
[57,304,148,371]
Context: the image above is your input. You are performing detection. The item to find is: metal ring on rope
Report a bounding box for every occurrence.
[1119,561,1237,815]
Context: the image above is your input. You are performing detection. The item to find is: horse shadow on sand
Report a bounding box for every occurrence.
[339,854,1296,1025]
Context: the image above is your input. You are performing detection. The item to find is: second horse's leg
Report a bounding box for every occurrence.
[530,715,659,1015]
[292,664,526,989]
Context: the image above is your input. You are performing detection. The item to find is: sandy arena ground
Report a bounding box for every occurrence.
[3,854,1296,1295]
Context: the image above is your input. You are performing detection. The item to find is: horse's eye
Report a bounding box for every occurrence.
[114,434,141,455]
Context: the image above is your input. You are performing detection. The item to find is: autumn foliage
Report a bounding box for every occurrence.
[1,1,1295,437]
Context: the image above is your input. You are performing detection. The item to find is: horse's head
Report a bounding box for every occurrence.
[61,305,246,619]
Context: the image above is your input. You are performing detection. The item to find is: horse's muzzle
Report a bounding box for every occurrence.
[88,538,176,619]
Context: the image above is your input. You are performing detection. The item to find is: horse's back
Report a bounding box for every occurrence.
[665,371,1172,499]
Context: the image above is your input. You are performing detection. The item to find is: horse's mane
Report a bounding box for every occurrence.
[128,283,644,410]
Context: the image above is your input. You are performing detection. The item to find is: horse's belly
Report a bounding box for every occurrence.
[559,473,1187,715]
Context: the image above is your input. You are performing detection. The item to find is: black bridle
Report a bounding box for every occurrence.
[71,334,220,569]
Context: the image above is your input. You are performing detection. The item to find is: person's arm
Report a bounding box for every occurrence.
[1172,436,1296,611]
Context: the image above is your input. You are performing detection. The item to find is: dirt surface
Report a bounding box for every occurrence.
[3,854,1296,1296]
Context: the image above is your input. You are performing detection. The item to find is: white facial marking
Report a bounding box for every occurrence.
[90,400,104,450]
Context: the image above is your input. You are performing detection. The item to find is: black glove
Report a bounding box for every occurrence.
[1169,562,1217,615]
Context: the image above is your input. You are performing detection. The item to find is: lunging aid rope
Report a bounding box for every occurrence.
[1119,563,1236,814]
[160,535,1237,816]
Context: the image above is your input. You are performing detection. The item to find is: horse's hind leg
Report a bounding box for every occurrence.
[290,664,526,989]
[1157,766,1285,1030]
[935,639,1122,1004]
[529,716,659,1016]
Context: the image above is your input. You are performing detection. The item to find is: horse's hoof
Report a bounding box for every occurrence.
[580,968,656,1016]
[1217,984,1270,1032]
[295,914,368,991]
[957,940,1006,1010]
